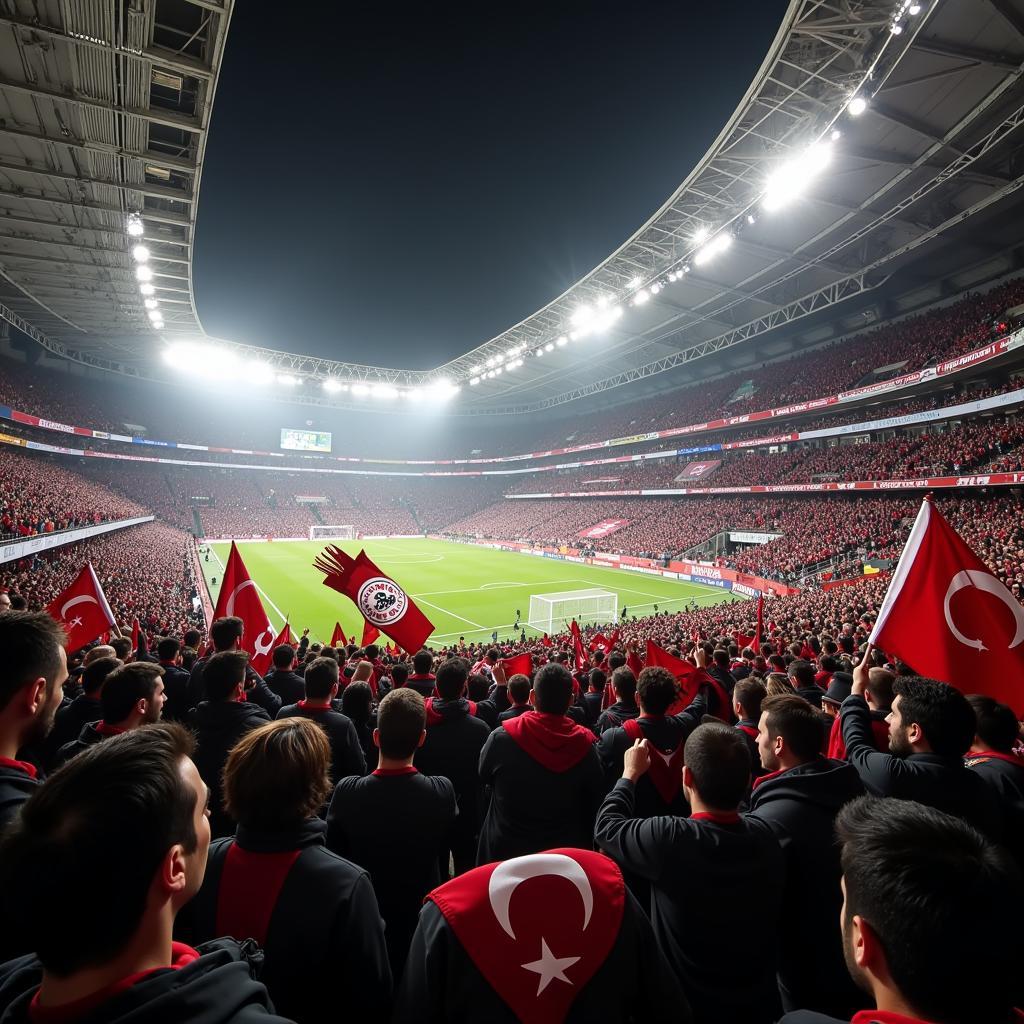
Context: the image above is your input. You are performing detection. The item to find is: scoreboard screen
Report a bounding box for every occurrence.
[281,428,332,453]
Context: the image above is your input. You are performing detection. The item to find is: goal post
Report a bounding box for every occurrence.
[309,524,356,541]
[528,589,618,636]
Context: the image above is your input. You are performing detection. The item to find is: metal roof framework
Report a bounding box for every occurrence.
[1,0,1024,415]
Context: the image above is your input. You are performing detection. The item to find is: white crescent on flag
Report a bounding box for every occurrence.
[224,580,260,618]
[944,569,1024,652]
[488,853,594,941]
[60,594,99,620]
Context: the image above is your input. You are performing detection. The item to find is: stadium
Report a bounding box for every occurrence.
[1,0,1024,1021]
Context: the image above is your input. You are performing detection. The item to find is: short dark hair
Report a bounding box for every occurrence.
[837,796,1023,1024]
[588,668,607,692]
[209,616,243,651]
[110,637,132,662]
[0,724,198,976]
[532,662,573,714]
[636,667,678,716]
[894,677,975,757]
[183,628,202,649]
[364,644,379,660]
[734,678,766,722]
[156,637,180,662]
[223,718,331,828]
[202,650,248,702]
[100,663,164,724]
[611,666,637,701]
[412,650,433,675]
[508,674,531,705]
[304,656,339,699]
[467,673,491,701]
[82,656,121,696]
[967,694,1019,753]
[0,611,66,710]
[684,722,751,810]
[390,663,409,686]
[377,688,425,759]
[788,660,816,690]
[435,657,470,700]
[607,651,626,672]
[340,680,372,725]
[272,644,295,670]
[762,693,823,762]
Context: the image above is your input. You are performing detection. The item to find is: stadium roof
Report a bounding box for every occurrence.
[1,0,1024,416]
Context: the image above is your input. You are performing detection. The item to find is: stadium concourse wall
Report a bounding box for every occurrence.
[1,330,1021,467]
[0,515,154,565]
[429,535,800,599]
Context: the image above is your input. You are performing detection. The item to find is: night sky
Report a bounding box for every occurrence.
[193,0,790,368]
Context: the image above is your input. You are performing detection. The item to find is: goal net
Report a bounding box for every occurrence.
[309,524,356,541]
[528,589,617,636]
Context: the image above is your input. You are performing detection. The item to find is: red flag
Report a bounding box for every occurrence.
[541,633,553,647]
[588,632,608,653]
[330,622,346,647]
[130,617,140,654]
[870,497,1024,712]
[499,652,533,678]
[46,563,116,652]
[733,632,754,650]
[361,620,381,647]
[315,547,434,654]
[270,619,294,658]
[211,542,276,675]
[646,640,703,707]
[752,594,764,654]
[570,619,587,667]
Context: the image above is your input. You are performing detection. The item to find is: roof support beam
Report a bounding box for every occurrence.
[912,37,1019,72]
[0,186,190,226]
[0,158,193,205]
[985,0,1024,38]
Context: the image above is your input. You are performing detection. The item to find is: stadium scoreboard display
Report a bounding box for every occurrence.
[281,428,332,453]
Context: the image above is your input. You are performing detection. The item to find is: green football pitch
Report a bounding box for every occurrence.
[201,538,740,646]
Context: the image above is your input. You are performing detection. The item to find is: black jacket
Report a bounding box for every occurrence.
[595,701,640,734]
[188,701,271,837]
[595,779,784,1024]
[189,658,281,719]
[796,684,827,710]
[746,759,866,1017]
[54,721,119,768]
[582,690,603,726]
[262,669,306,707]
[841,695,1002,837]
[967,750,1024,867]
[393,888,690,1024]
[0,938,288,1023]
[43,694,102,768]
[327,768,457,978]
[276,702,366,783]
[496,704,531,724]
[0,760,38,831]
[179,819,391,1023]
[159,662,194,723]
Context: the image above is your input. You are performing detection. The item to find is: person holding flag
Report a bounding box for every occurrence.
[187,617,281,719]
[45,562,118,653]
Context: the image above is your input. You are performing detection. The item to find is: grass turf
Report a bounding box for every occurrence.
[201,537,741,646]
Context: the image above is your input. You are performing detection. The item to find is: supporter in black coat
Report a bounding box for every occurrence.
[327,688,457,979]
[595,666,640,733]
[187,616,281,718]
[394,848,690,1024]
[276,656,366,783]
[340,680,377,766]
[156,637,193,723]
[179,717,391,1023]
[43,654,119,768]
[745,694,865,1018]
[478,663,604,863]
[415,657,490,876]
[596,722,784,1024]
[496,673,532,725]
[262,644,306,706]
[0,612,68,827]
[582,668,606,725]
[732,676,767,776]
[404,650,437,698]
[841,651,1000,837]
[0,723,291,1023]
[466,673,498,729]
[790,659,827,709]
[778,798,1024,1024]
[187,651,270,838]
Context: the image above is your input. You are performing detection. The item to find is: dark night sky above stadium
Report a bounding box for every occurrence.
[193,1,789,368]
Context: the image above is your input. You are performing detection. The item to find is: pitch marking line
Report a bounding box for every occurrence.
[415,598,485,630]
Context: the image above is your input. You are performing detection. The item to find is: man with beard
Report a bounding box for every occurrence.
[840,647,1000,837]
[0,611,67,825]
[54,662,166,765]
[779,797,1024,1024]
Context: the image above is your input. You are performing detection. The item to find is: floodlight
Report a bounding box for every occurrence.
[848,95,867,116]
[371,384,398,398]
[139,283,155,296]
[494,366,502,375]
[135,265,153,282]
[557,335,568,347]
[694,232,733,266]
[650,283,661,295]
[131,245,150,263]
[908,2,921,12]
[351,383,371,396]
[692,225,709,244]
[245,362,275,385]
[151,320,164,330]
[470,376,480,385]
[126,214,144,237]
[762,140,834,213]
[147,308,162,321]
[544,342,554,352]
[634,288,650,305]
[535,348,543,357]
[322,378,343,392]
[628,276,642,290]
[277,374,299,387]
[891,21,903,33]
[144,298,158,310]
[570,305,594,328]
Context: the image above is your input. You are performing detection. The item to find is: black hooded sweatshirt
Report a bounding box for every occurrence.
[0,938,289,1023]
[0,760,38,831]
[746,759,867,1018]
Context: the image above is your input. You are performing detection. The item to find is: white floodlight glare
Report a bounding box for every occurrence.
[634,288,650,305]
[351,383,371,396]
[535,347,544,357]
[830,129,841,142]
[139,282,155,296]
[556,335,568,346]
[487,369,497,378]
[470,376,480,385]
[596,294,610,309]
[161,344,235,376]
[244,362,275,385]
[628,276,642,290]
[135,265,153,282]
[694,232,733,266]
[762,140,834,213]
[277,374,300,387]
[847,95,867,117]
[151,319,164,330]
[131,245,150,263]
[692,225,710,244]
[570,305,594,328]
[126,214,144,237]
[747,213,757,224]
[909,2,921,12]
[485,356,496,367]
[322,378,343,393]
[494,366,503,375]
[544,341,554,352]
[144,298,159,310]
[371,384,398,398]
[470,364,483,375]
[650,282,661,295]
[891,21,903,33]
[147,308,162,322]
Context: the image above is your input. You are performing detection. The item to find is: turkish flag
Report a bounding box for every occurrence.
[361,620,381,647]
[569,620,587,667]
[500,652,533,678]
[589,628,620,654]
[330,622,346,647]
[645,640,704,707]
[752,594,764,654]
[46,563,116,652]
[870,497,1024,712]
[314,547,434,654]
[211,542,276,675]
[270,619,294,655]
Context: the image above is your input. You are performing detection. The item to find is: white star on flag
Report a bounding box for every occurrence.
[69,616,83,628]
[521,938,580,995]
